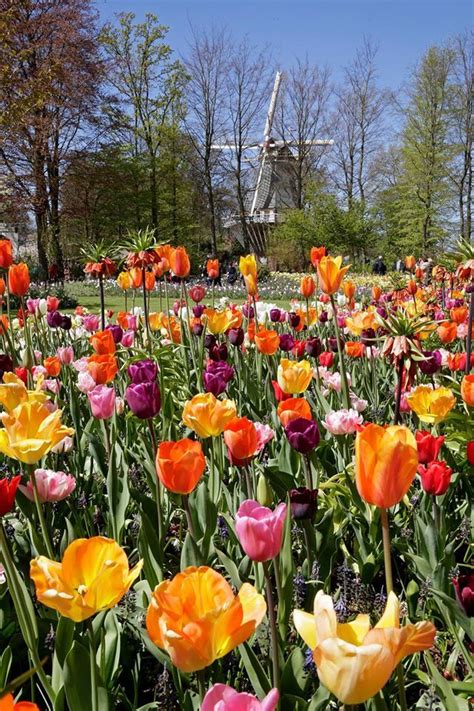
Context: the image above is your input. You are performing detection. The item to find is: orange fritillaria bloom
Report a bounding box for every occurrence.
[87,354,118,384]
[170,247,191,278]
[461,374,474,407]
[277,397,312,427]
[90,329,116,355]
[317,256,350,295]
[156,438,206,494]
[146,566,266,673]
[8,263,30,297]
[355,424,418,508]
[255,328,280,355]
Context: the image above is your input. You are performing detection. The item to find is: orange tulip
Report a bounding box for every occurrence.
[43,355,61,377]
[317,256,350,295]
[129,267,143,289]
[461,374,474,407]
[117,271,132,291]
[223,417,258,466]
[146,566,266,672]
[8,263,30,296]
[407,280,417,296]
[405,255,416,271]
[277,397,312,427]
[355,424,418,508]
[255,328,280,355]
[145,271,156,291]
[343,280,356,300]
[437,321,457,344]
[372,285,381,301]
[156,439,206,494]
[0,277,5,296]
[0,240,13,270]
[207,259,219,279]
[87,354,118,384]
[90,329,116,355]
[300,276,315,298]
[170,247,191,278]
[345,341,365,358]
[247,320,256,342]
[450,306,467,324]
[310,246,326,268]
[0,693,39,710]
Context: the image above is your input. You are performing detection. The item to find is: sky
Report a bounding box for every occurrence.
[97,0,472,89]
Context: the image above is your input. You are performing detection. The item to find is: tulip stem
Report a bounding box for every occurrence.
[147,419,163,546]
[393,359,404,425]
[98,275,105,331]
[88,625,99,711]
[302,455,313,489]
[142,267,151,352]
[263,562,280,689]
[329,295,351,410]
[28,465,54,559]
[182,494,196,541]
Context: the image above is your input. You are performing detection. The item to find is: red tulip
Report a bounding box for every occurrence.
[0,475,21,516]
[418,461,452,496]
[415,431,444,465]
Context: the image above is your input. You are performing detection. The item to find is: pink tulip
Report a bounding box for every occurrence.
[121,330,134,347]
[51,436,74,454]
[255,423,274,453]
[26,298,41,315]
[43,378,61,395]
[77,371,96,394]
[46,295,60,312]
[88,385,116,419]
[19,469,76,503]
[83,314,100,332]
[202,684,279,711]
[322,408,363,435]
[235,500,287,562]
[57,346,74,365]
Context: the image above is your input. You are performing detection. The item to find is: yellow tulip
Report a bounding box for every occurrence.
[204,308,237,335]
[30,536,143,622]
[182,392,237,438]
[277,358,313,394]
[294,590,435,705]
[406,385,455,424]
[0,400,74,464]
[0,372,47,413]
[317,256,350,295]
[239,254,257,278]
[146,566,266,672]
[345,310,377,337]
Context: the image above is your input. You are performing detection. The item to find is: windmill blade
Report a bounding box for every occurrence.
[271,139,334,147]
[249,151,269,216]
[210,143,260,150]
[264,71,283,141]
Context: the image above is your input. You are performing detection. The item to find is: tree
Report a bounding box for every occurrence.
[184,27,229,256]
[0,0,102,275]
[101,13,186,233]
[397,46,455,253]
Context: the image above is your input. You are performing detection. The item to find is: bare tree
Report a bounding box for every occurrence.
[331,38,387,210]
[276,58,332,209]
[448,32,473,241]
[183,26,228,256]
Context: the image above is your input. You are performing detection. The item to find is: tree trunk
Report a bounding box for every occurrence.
[150,156,158,231]
[34,210,49,276]
[205,160,218,256]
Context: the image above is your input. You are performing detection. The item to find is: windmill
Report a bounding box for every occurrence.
[212,71,333,255]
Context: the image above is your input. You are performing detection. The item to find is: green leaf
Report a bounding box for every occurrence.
[280,648,309,697]
[106,441,130,542]
[97,610,122,687]
[0,647,12,689]
[424,653,469,711]
[52,617,75,692]
[277,500,294,638]
[238,642,271,698]
[63,641,92,711]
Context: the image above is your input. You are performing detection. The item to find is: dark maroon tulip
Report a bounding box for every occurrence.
[319,311,328,324]
[270,308,282,322]
[106,324,123,344]
[228,327,244,346]
[453,574,474,617]
[46,310,63,328]
[285,417,320,454]
[418,350,442,375]
[288,312,300,328]
[58,314,72,330]
[361,328,376,346]
[279,334,295,352]
[127,358,158,384]
[0,354,13,379]
[205,334,217,350]
[376,307,387,319]
[125,381,161,419]
[328,336,343,352]
[209,343,228,361]
[305,337,322,358]
[203,371,227,396]
[192,304,205,318]
[290,487,318,520]
[242,304,254,319]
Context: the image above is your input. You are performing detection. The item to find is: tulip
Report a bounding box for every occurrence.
[278,333,294,352]
[277,358,313,394]
[224,417,258,466]
[453,574,474,617]
[203,370,227,396]
[467,441,474,466]
[57,346,74,365]
[43,356,61,377]
[287,312,300,329]
[182,392,236,438]
[0,475,21,516]
[156,439,206,494]
[83,314,100,332]
[343,279,356,300]
[317,256,350,295]
[209,342,228,362]
[418,350,442,375]
[146,566,266,672]
[319,351,334,367]
[305,337,322,358]
[345,341,365,358]
[300,276,315,298]
[8,263,30,296]
[206,360,234,382]
[201,684,279,711]
[0,373,47,412]
[19,468,76,503]
[243,273,258,296]
[461,374,474,407]
[415,431,444,464]
[207,258,220,279]
[437,320,457,344]
[0,693,40,710]
[235,499,287,562]
[117,271,132,291]
[309,246,326,268]
[88,385,116,419]
[0,239,13,270]
[289,487,318,520]
[0,401,74,464]
[87,354,118,384]
[418,460,452,496]
[255,422,274,453]
[285,417,320,453]
[294,590,435,704]
[255,329,280,355]
[322,408,363,435]
[406,385,456,424]
[126,381,161,419]
[189,285,206,303]
[90,329,116,355]
[405,255,416,270]
[106,324,123,344]
[170,247,191,277]
[239,254,257,278]
[269,308,282,322]
[355,424,418,508]
[30,536,143,622]
[277,397,312,427]
[127,358,158,383]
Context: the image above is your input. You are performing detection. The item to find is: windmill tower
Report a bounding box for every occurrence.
[214,71,333,255]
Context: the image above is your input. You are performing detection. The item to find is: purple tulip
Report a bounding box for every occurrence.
[285,417,320,453]
[328,336,342,352]
[125,381,161,419]
[203,371,227,396]
[205,334,217,350]
[206,360,234,382]
[361,328,376,346]
[107,324,123,344]
[269,308,282,322]
[127,359,158,384]
[419,350,442,375]
[228,327,244,346]
[288,312,300,328]
[58,313,72,330]
[279,334,295,352]
[192,322,204,336]
[289,487,318,520]
[242,304,254,319]
[192,304,205,318]
[209,343,228,361]
[305,337,322,358]
[319,311,328,324]
[46,311,63,328]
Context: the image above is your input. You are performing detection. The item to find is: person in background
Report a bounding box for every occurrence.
[372,255,387,275]
[394,257,403,272]
[227,261,238,285]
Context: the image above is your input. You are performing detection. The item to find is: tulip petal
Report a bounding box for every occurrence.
[374,591,400,630]
[337,614,371,645]
[293,610,317,649]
